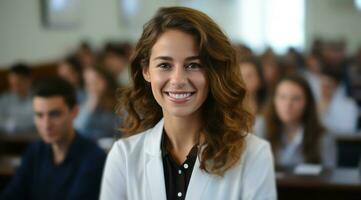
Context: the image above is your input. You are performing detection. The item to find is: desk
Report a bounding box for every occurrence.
[336,135,361,167]
[0,134,38,155]
[277,168,361,200]
[0,133,36,191]
[0,155,20,191]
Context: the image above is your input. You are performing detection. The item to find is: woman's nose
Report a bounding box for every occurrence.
[169,66,187,88]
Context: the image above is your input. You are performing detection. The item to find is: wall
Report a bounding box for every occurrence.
[305,0,361,53]
[0,0,242,68]
[0,0,128,67]
[1,0,361,68]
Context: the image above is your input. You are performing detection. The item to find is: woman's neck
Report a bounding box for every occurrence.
[283,122,301,143]
[163,113,202,164]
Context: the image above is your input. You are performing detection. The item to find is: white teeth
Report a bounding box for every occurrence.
[168,92,192,99]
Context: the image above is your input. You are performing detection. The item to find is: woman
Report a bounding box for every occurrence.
[57,55,86,103]
[100,7,276,200]
[255,75,334,168]
[74,66,120,140]
[239,57,266,115]
[260,49,283,95]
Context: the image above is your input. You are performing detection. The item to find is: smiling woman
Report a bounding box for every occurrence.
[143,29,209,119]
[100,6,276,200]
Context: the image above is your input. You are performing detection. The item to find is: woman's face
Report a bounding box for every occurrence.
[274,80,306,125]
[263,61,279,85]
[240,62,261,93]
[57,63,79,87]
[143,29,209,119]
[84,69,107,97]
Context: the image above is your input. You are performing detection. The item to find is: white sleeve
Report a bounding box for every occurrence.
[242,142,277,200]
[344,100,359,133]
[253,116,266,138]
[100,143,127,200]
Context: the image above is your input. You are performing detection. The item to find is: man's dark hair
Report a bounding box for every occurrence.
[9,63,32,77]
[104,42,130,58]
[32,76,77,108]
[321,65,342,84]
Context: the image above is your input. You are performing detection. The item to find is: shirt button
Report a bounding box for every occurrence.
[177,192,182,197]
[184,163,189,169]
[178,170,182,174]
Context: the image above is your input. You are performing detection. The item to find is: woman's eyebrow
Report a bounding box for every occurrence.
[185,56,200,61]
[153,56,173,61]
[153,55,200,61]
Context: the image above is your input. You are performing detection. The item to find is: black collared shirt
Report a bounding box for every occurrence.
[161,131,198,200]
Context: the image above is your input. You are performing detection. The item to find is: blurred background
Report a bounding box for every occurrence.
[1,0,361,199]
[0,0,360,65]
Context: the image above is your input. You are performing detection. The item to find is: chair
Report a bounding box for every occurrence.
[336,134,361,167]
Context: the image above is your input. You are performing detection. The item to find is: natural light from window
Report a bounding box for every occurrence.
[240,0,305,54]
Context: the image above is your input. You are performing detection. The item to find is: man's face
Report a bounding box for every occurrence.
[104,53,128,75]
[320,75,337,100]
[8,73,31,96]
[33,96,78,144]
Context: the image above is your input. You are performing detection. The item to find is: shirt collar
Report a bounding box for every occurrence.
[46,132,82,165]
[160,130,168,157]
[63,132,82,163]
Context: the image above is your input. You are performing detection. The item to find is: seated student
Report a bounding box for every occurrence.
[74,66,121,140]
[101,42,131,86]
[0,77,106,200]
[57,55,86,104]
[260,48,283,93]
[318,67,359,134]
[255,75,335,168]
[0,63,35,135]
[239,57,266,115]
[75,41,96,69]
[302,53,323,101]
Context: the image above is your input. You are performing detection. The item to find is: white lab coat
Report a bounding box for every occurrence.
[100,119,276,200]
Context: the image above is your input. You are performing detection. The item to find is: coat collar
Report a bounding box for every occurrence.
[144,118,211,200]
[144,118,164,156]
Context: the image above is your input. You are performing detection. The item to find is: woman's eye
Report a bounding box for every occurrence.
[157,63,171,69]
[186,62,202,70]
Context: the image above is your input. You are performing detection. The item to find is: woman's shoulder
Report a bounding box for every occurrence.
[240,133,273,166]
[245,133,270,153]
[109,119,164,158]
[112,129,152,154]
[253,115,266,138]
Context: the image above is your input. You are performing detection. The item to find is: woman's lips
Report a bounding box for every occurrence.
[165,92,195,103]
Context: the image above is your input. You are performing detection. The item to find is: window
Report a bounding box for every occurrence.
[239,0,305,54]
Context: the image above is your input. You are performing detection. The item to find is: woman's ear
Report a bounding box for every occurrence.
[142,66,151,82]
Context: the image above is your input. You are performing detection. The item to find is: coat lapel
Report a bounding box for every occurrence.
[145,119,167,200]
[185,152,212,200]
[146,155,167,200]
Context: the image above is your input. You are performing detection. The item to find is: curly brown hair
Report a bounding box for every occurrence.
[116,6,253,175]
[264,75,325,164]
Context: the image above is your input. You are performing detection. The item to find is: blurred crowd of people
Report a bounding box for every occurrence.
[237,39,361,168]
[0,41,132,142]
[1,38,361,169]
